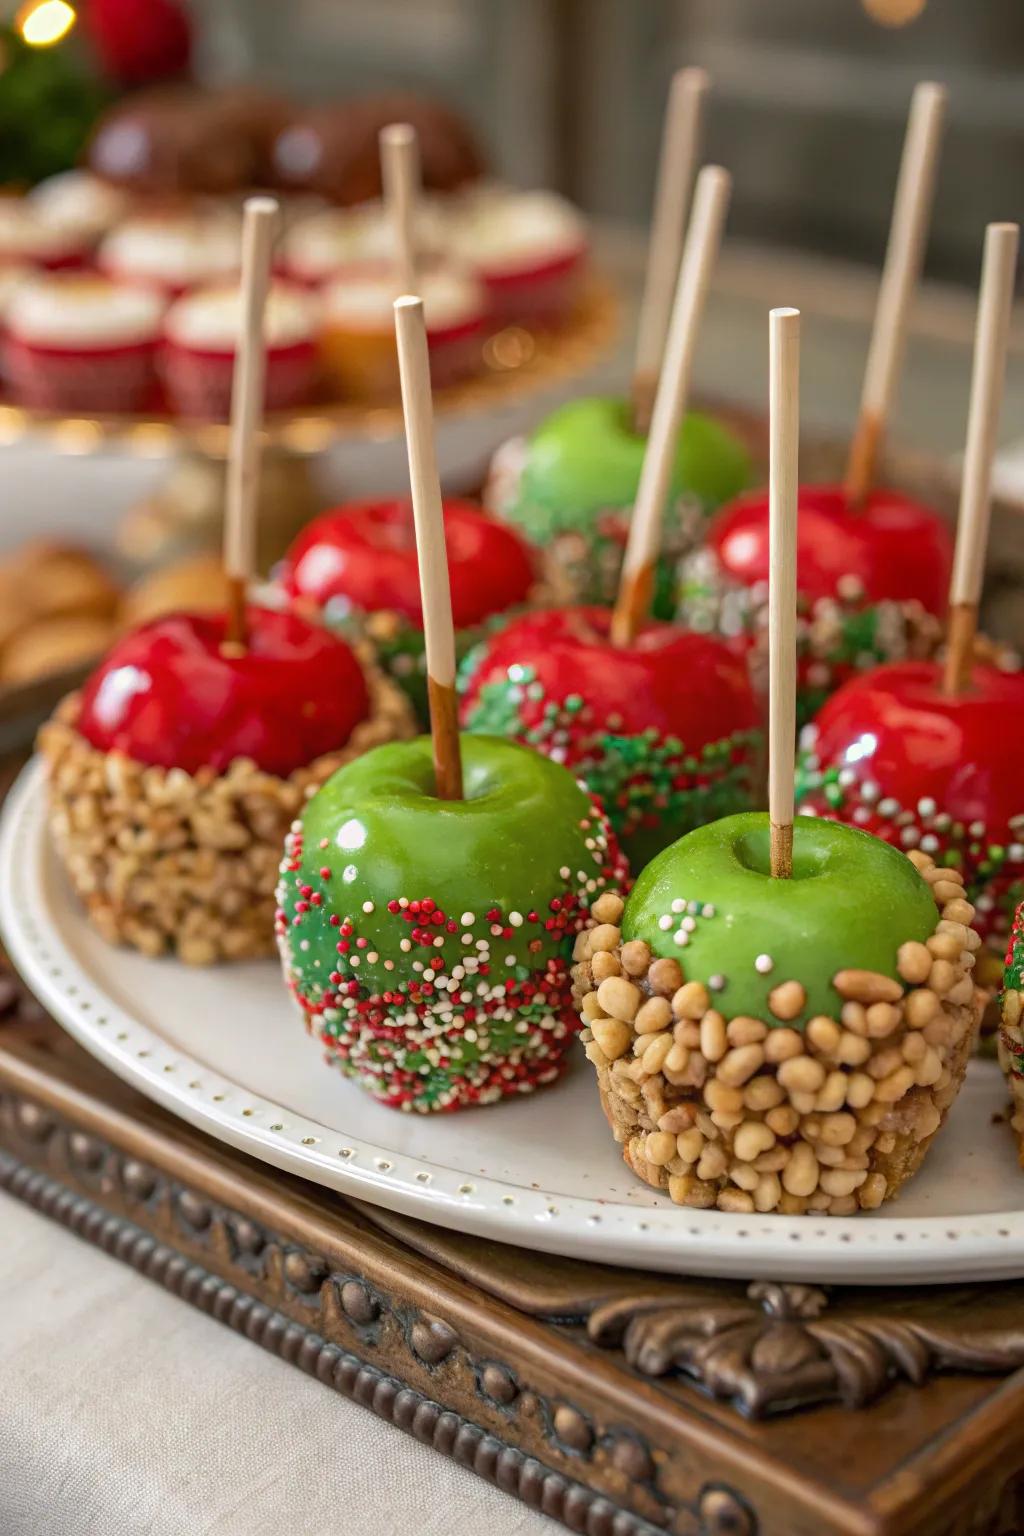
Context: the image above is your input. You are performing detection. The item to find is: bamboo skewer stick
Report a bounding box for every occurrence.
[223,196,277,649]
[610,164,731,648]
[943,221,1019,696]
[381,123,420,296]
[843,81,947,508]
[631,66,709,436]
[393,295,463,800]
[768,307,801,881]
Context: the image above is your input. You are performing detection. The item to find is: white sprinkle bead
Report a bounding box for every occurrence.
[671,898,685,913]
[362,901,375,914]
[509,912,523,927]
[755,954,774,975]
[658,915,674,931]
[461,912,475,925]
[673,930,689,947]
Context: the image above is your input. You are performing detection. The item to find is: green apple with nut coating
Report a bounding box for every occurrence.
[623,811,937,1027]
[276,733,628,1112]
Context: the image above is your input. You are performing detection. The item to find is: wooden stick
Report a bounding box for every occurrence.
[768,307,801,880]
[611,164,731,648]
[223,195,277,649]
[393,295,463,800]
[631,66,709,436]
[844,81,947,507]
[380,123,419,296]
[943,221,1019,696]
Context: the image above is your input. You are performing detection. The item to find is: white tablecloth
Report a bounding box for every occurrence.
[0,1193,561,1536]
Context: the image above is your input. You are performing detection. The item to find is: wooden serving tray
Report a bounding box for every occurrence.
[4,986,1024,1536]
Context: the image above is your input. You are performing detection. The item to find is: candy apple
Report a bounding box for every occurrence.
[76,606,372,777]
[572,810,981,1215]
[999,902,1024,1161]
[485,396,750,614]
[459,605,761,869]
[41,606,413,962]
[795,659,1024,952]
[680,483,955,722]
[279,497,537,724]
[624,812,936,1024]
[276,734,628,1112]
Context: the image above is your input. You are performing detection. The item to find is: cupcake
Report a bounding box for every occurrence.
[280,197,448,288]
[161,279,320,418]
[271,94,484,206]
[320,259,486,400]
[3,274,164,413]
[98,212,241,297]
[449,185,588,327]
[28,171,132,245]
[0,195,91,271]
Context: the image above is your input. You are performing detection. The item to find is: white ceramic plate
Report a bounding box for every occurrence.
[4,759,1024,1284]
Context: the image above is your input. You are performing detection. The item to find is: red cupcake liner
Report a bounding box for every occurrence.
[480,244,587,327]
[2,333,158,412]
[159,337,319,419]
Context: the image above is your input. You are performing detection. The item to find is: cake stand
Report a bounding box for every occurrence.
[0,278,620,575]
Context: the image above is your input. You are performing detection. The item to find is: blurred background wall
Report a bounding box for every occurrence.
[198,0,1021,284]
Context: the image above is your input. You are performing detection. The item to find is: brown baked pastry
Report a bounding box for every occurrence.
[88,86,291,196]
[1,615,116,684]
[9,541,120,624]
[121,552,229,629]
[271,94,484,206]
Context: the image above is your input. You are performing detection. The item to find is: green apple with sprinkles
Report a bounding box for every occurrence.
[485,397,749,615]
[276,292,628,1113]
[276,735,627,1111]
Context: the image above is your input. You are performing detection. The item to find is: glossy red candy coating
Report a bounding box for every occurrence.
[280,497,536,630]
[707,482,953,613]
[76,606,370,776]
[806,660,1024,830]
[460,605,759,747]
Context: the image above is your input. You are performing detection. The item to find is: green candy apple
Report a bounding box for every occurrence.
[624,812,936,1027]
[497,396,751,614]
[277,734,627,1112]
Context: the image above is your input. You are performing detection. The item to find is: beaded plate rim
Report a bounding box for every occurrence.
[4,758,1024,1285]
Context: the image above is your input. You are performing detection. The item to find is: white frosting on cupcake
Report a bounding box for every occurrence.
[28,172,130,238]
[283,197,448,282]
[449,185,587,274]
[99,214,242,287]
[321,260,484,334]
[0,264,33,321]
[164,280,318,351]
[7,275,165,347]
[0,197,86,262]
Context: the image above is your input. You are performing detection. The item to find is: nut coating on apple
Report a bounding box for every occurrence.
[459,605,761,869]
[485,396,750,615]
[276,734,629,1112]
[571,811,982,1214]
[278,497,537,725]
[39,606,413,963]
[796,659,1024,952]
[679,482,954,723]
[999,902,1024,1164]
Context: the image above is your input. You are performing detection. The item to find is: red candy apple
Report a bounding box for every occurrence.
[680,482,955,719]
[796,659,1024,949]
[280,497,536,630]
[77,605,370,776]
[278,497,537,723]
[459,604,761,867]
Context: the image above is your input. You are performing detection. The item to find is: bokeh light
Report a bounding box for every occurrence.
[16,0,77,48]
